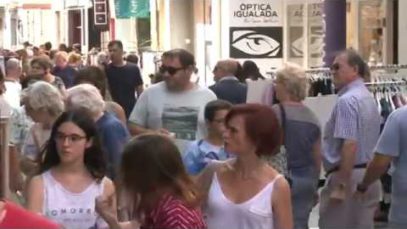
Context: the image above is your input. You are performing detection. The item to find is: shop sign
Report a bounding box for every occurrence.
[229,0,283,61]
[115,0,149,19]
[230,1,282,26]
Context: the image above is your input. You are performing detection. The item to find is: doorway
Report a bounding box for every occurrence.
[68,9,81,46]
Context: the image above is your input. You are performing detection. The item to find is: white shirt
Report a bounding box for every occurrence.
[4,80,22,109]
[42,170,108,229]
[205,170,282,229]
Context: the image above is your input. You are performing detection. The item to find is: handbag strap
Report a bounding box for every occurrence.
[278,103,287,144]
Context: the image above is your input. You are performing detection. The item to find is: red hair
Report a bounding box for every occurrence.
[225,103,282,156]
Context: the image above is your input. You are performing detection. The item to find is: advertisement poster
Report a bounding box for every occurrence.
[229,27,283,59]
[287,4,304,59]
[228,0,283,74]
[308,2,324,67]
[286,1,324,67]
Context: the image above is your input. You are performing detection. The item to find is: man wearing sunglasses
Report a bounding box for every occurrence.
[319,49,381,229]
[128,49,217,152]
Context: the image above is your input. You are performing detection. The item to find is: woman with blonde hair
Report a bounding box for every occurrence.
[68,52,83,70]
[272,62,321,229]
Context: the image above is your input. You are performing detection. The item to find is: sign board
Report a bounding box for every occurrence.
[115,0,150,19]
[93,0,108,26]
[227,0,284,74]
[286,1,324,67]
[308,2,324,67]
[287,4,304,59]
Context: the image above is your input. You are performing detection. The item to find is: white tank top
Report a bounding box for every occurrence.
[42,170,108,229]
[205,173,283,229]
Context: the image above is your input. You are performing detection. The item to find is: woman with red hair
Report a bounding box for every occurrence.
[199,104,293,229]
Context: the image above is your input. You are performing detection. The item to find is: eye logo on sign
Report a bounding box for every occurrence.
[230,27,283,59]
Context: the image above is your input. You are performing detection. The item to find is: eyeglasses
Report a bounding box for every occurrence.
[330,63,340,71]
[159,65,185,75]
[55,133,87,143]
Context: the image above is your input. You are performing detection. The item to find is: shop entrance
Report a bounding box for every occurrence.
[68,9,81,46]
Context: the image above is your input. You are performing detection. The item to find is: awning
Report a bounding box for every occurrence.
[0,0,20,8]
[64,0,92,9]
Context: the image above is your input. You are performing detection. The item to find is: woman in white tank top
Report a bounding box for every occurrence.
[26,111,116,229]
[198,104,293,229]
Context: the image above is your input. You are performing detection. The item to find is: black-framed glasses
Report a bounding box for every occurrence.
[159,65,185,75]
[55,133,87,143]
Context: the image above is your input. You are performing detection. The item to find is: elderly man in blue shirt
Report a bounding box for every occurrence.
[319,49,382,229]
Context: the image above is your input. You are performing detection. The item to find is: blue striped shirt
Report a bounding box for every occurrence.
[322,78,381,171]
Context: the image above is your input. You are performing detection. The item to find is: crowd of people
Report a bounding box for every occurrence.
[0,40,405,229]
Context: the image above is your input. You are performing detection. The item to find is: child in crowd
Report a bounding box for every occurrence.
[183,100,232,175]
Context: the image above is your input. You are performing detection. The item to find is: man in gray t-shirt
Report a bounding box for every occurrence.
[128,49,216,152]
[357,106,407,228]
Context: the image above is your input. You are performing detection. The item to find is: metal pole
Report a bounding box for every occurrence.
[155,0,160,50]
[0,117,10,199]
[203,0,207,85]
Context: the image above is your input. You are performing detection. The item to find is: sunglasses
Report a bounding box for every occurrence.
[159,65,185,75]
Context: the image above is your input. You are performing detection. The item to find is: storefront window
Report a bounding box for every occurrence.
[307,2,324,68]
[287,3,305,66]
[347,0,392,64]
[359,0,385,65]
[286,0,324,68]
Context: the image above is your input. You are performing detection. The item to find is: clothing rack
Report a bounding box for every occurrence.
[266,68,332,78]
[370,64,407,70]
[365,80,406,86]
[266,64,407,80]
[305,67,331,74]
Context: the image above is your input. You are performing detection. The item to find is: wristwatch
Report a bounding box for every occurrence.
[356,183,368,193]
